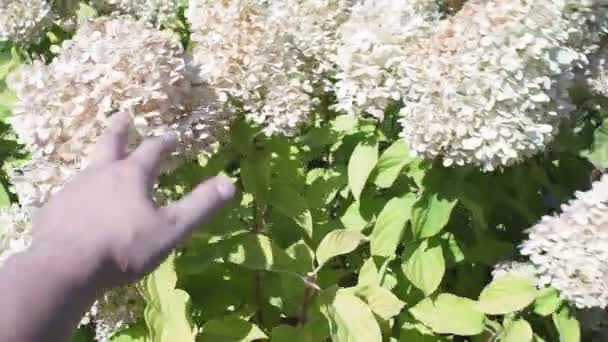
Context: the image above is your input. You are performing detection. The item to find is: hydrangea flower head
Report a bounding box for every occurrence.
[0,0,54,43]
[8,16,229,171]
[520,175,608,309]
[187,0,315,136]
[333,0,441,119]
[398,0,587,171]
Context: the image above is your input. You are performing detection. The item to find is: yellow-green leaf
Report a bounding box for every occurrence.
[409,293,485,336]
[316,229,368,269]
[144,254,196,342]
[351,286,405,320]
[534,287,562,316]
[199,317,267,342]
[552,306,580,342]
[348,140,378,201]
[402,239,445,296]
[411,192,457,238]
[370,194,416,257]
[320,290,383,342]
[477,276,537,315]
[502,319,533,342]
[373,140,411,188]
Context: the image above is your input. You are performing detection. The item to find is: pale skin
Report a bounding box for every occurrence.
[0,112,236,342]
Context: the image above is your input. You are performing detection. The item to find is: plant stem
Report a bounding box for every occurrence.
[298,273,317,326]
[252,203,267,326]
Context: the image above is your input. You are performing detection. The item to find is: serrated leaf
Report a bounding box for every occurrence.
[410,293,485,336]
[477,276,537,315]
[411,192,457,238]
[348,139,378,201]
[502,319,533,342]
[270,185,313,237]
[320,290,383,342]
[316,229,368,269]
[199,317,267,342]
[373,140,411,188]
[370,194,416,257]
[402,239,445,296]
[534,287,562,316]
[144,254,196,342]
[351,285,405,320]
[223,234,297,273]
[553,306,580,342]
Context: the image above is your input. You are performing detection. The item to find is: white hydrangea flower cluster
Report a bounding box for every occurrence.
[91,0,181,26]
[80,285,145,342]
[187,0,315,136]
[398,0,588,171]
[491,260,540,285]
[0,0,54,43]
[0,205,32,266]
[7,17,229,205]
[270,0,353,90]
[520,175,608,309]
[333,0,441,119]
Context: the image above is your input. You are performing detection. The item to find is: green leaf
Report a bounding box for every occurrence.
[223,234,297,273]
[402,239,445,296]
[240,150,271,203]
[370,194,416,257]
[581,118,608,168]
[552,306,580,342]
[144,254,196,342]
[502,319,533,342]
[199,317,267,342]
[0,183,10,207]
[332,115,359,134]
[269,185,313,237]
[534,287,563,316]
[340,200,369,231]
[111,324,148,342]
[316,229,368,270]
[477,276,537,315]
[348,139,378,201]
[411,192,457,238]
[409,293,485,336]
[373,140,411,188]
[320,290,383,342]
[350,285,405,320]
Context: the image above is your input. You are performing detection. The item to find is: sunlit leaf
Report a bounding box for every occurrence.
[477,276,537,315]
[370,194,416,257]
[348,139,378,201]
[410,293,485,336]
[402,239,445,296]
[316,229,368,269]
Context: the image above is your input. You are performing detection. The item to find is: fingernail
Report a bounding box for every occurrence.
[215,176,236,201]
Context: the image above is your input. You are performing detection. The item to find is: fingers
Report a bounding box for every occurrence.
[89,112,132,166]
[160,176,235,244]
[128,133,178,176]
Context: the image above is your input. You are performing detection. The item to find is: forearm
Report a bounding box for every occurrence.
[0,246,99,342]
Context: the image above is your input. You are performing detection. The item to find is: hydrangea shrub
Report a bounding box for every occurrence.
[1,0,608,341]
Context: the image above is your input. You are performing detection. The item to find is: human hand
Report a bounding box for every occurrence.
[29,112,235,290]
